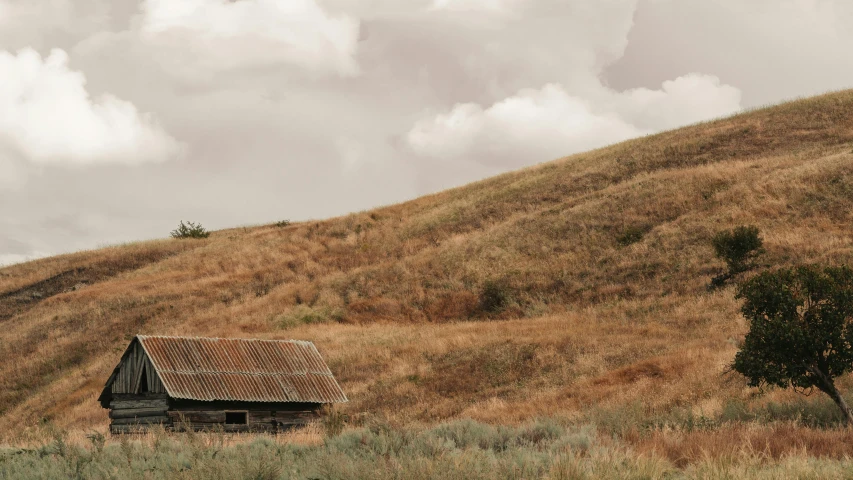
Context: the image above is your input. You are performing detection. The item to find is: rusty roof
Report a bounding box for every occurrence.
[128,336,347,404]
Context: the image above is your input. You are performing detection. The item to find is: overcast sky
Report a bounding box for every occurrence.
[1,0,852,266]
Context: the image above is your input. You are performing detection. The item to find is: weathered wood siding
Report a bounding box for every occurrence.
[108,394,171,434]
[108,397,322,434]
[169,409,319,432]
[167,402,321,433]
[111,340,166,395]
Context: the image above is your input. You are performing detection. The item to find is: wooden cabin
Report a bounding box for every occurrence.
[98,335,347,433]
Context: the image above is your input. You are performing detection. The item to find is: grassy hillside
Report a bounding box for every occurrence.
[2,90,853,447]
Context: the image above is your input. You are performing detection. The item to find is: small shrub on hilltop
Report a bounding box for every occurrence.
[169,220,210,239]
[274,219,291,228]
[710,225,764,287]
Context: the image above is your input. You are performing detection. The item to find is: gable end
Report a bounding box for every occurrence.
[98,338,166,407]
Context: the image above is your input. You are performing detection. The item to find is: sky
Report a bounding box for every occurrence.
[1,0,852,266]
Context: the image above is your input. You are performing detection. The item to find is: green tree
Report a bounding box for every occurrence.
[170,220,210,239]
[711,225,764,287]
[733,265,853,425]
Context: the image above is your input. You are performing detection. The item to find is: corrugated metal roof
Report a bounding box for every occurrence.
[135,336,347,404]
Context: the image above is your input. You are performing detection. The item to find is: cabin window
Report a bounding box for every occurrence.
[225,411,247,425]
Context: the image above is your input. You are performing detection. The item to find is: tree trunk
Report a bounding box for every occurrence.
[828,385,853,427]
[811,366,853,426]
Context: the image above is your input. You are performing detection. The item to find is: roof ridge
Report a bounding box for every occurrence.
[153,370,334,376]
[136,335,314,345]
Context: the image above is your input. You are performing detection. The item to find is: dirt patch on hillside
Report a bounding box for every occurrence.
[0,252,177,321]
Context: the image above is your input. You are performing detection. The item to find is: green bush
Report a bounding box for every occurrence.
[274,220,291,228]
[169,220,210,239]
[479,279,510,314]
[710,225,764,287]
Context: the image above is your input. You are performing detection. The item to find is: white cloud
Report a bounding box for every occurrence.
[406,75,742,169]
[614,74,743,131]
[336,137,369,174]
[430,0,525,13]
[0,0,111,51]
[0,152,28,190]
[406,84,644,168]
[605,0,853,106]
[0,48,181,167]
[140,0,360,76]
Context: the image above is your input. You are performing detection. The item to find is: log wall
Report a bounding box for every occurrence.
[168,403,320,433]
[108,394,170,434]
[108,397,321,434]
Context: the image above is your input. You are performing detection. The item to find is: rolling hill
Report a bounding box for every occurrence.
[2,89,853,439]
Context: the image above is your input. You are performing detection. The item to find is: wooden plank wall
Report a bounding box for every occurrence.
[111,341,166,394]
[168,408,320,433]
[144,355,165,393]
[109,401,321,433]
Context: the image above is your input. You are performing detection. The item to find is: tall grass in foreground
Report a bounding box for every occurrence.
[4,419,853,479]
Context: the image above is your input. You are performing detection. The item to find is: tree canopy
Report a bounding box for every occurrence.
[710,225,764,287]
[733,264,853,424]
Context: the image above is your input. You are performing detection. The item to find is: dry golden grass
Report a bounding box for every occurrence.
[632,423,853,466]
[2,89,853,460]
